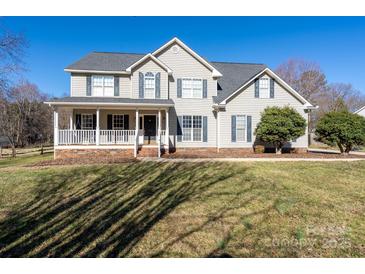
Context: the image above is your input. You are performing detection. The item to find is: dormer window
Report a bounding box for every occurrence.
[92,75,114,97]
[259,78,269,98]
[144,72,155,99]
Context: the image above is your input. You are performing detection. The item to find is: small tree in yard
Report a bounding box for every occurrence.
[315,111,365,154]
[255,106,307,154]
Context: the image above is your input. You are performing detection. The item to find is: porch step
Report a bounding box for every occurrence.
[137,147,159,158]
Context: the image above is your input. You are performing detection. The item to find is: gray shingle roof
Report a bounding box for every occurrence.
[66,52,145,71]
[46,97,174,106]
[211,62,267,103]
[65,52,267,104]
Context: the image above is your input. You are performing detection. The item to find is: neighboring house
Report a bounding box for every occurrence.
[45,37,315,159]
[354,105,365,117]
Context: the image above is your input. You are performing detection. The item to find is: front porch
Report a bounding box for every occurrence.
[53,107,170,157]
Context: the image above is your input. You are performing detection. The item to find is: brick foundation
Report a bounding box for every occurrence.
[55,148,134,159]
[166,147,253,158]
[137,147,158,157]
[166,147,307,158]
[55,146,308,160]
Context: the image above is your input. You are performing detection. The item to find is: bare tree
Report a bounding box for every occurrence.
[275,59,328,132]
[325,83,365,112]
[275,59,328,104]
[0,22,26,92]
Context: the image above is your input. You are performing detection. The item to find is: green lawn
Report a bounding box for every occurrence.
[0,154,364,257]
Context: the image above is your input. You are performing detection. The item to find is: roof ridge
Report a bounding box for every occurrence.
[92,51,146,55]
[211,60,266,66]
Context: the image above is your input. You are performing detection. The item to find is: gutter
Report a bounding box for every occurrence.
[44,101,175,107]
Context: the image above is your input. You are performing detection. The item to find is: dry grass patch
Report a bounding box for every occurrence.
[0,154,364,257]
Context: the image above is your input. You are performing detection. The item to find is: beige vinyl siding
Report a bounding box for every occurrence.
[220,73,308,148]
[71,74,132,98]
[71,74,87,96]
[130,59,168,99]
[156,42,217,148]
[119,75,131,98]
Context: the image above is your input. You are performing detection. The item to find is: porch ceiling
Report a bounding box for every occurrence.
[44,97,175,108]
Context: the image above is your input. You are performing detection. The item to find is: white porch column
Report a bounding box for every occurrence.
[165,108,169,151]
[69,111,73,130]
[53,108,59,147]
[96,108,100,145]
[134,109,139,157]
[217,110,220,152]
[158,109,162,158]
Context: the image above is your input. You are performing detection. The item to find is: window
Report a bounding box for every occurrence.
[144,72,155,99]
[81,114,93,130]
[182,78,202,98]
[92,75,114,97]
[113,115,124,130]
[259,78,269,98]
[236,115,246,142]
[182,115,202,141]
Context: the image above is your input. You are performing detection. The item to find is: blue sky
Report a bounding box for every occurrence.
[3,16,365,97]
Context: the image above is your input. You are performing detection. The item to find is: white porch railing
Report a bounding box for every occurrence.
[58,130,96,145]
[100,130,135,145]
[58,130,135,145]
[160,130,168,145]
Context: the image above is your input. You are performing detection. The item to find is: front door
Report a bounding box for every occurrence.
[143,115,157,144]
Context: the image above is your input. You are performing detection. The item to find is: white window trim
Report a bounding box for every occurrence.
[235,115,247,143]
[144,72,156,99]
[259,77,270,99]
[181,77,203,99]
[112,114,125,130]
[182,115,203,142]
[81,113,93,130]
[91,75,114,97]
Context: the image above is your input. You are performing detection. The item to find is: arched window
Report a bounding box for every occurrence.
[144,72,155,98]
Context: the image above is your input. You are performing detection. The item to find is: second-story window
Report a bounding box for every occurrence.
[259,78,269,99]
[144,72,155,99]
[92,75,114,97]
[182,78,202,98]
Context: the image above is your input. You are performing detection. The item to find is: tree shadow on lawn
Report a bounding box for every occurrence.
[0,161,256,257]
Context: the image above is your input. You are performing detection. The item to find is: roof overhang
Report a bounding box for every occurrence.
[64,69,131,75]
[44,101,175,108]
[221,67,315,108]
[125,53,173,75]
[354,105,365,114]
[152,37,223,78]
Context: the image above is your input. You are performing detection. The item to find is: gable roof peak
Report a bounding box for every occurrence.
[152,37,223,78]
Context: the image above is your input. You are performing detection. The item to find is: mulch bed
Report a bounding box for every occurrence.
[163,151,365,159]
[27,157,138,167]
[26,152,365,167]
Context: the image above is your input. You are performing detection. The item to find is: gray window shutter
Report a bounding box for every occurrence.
[270,78,274,98]
[203,116,208,142]
[177,78,182,98]
[247,115,252,142]
[107,114,113,130]
[203,79,207,98]
[76,114,81,129]
[139,72,144,98]
[124,115,129,130]
[155,72,161,98]
[231,115,236,142]
[114,76,120,96]
[177,116,182,142]
[254,79,259,98]
[86,76,92,96]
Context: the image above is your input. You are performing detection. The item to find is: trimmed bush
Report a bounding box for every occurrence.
[255,106,307,154]
[315,111,365,154]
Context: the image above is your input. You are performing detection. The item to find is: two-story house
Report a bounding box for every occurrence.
[45,37,315,159]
